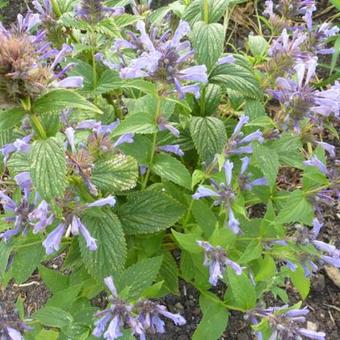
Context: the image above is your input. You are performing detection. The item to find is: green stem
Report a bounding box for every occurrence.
[142,96,162,189]
[203,0,209,24]
[31,114,47,139]
[50,0,62,18]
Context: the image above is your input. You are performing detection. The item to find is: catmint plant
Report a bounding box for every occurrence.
[0,1,338,339]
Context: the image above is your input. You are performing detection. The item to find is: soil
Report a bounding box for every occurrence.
[0,1,340,339]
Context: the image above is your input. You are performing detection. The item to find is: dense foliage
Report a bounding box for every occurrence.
[0,0,339,339]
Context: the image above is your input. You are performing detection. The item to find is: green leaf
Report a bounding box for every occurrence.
[30,137,66,201]
[33,89,102,114]
[330,36,340,74]
[210,63,261,98]
[11,241,45,284]
[158,251,179,295]
[39,266,69,293]
[191,21,225,70]
[190,116,226,162]
[203,84,222,116]
[96,70,157,95]
[192,200,217,237]
[35,330,59,340]
[289,265,310,299]
[7,152,30,175]
[116,256,163,300]
[79,209,127,280]
[244,100,266,119]
[192,293,229,340]
[172,230,201,254]
[119,135,152,164]
[276,190,314,225]
[203,0,231,23]
[331,0,340,10]
[118,191,185,235]
[92,155,138,193]
[253,143,279,187]
[0,107,25,130]
[111,112,157,136]
[226,268,256,310]
[254,255,277,281]
[33,306,73,328]
[248,35,269,57]
[238,240,262,264]
[0,242,11,281]
[152,154,191,189]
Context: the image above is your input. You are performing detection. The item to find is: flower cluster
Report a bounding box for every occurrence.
[93,277,186,339]
[98,20,208,98]
[0,13,82,103]
[248,304,325,340]
[197,241,242,285]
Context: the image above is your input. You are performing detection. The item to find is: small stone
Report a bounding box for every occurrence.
[175,302,184,310]
[325,266,340,288]
[307,321,318,331]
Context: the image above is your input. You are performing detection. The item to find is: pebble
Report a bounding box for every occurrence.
[307,321,318,331]
[175,302,184,310]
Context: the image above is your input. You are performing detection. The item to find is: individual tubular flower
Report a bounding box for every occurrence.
[0,14,83,103]
[304,155,329,176]
[313,241,340,268]
[42,196,116,254]
[158,144,184,157]
[136,300,186,338]
[224,115,264,155]
[0,172,54,242]
[102,20,208,98]
[92,277,143,340]
[156,115,180,137]
[248,305,325,340]
[76,0,124,24]
[197,241,242,286]
[0,320,31,340]
[238,157,267,191]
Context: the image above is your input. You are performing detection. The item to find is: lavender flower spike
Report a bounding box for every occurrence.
[298,328,326,340]
[159,144,184,157]
[228,208,241,234]
[71,216,97,251]
[87,196,116,208]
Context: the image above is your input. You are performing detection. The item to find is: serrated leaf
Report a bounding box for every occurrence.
[33,89,102,114]
[192,21,225,70]
[30,137,66,200]
[0,107,25,130]
[118,191,185,235]
[7,152,30,175]
[0,242,11,280]
[158,252,179,295]
[152,154,191,189]
[203,84,222,115]
[210,63,261,98]
[190,116,226,162]
[96,70,157,95]
[92,155,138,193]
[172,230,201,254]
[116,256,163,300]
[248,35,269,57]
[79,210,127,280]
[253,143,279,187]
[111,112,157,137]
[289,265,310,299]
[193,293,229,340]
[238,240,262,264]
[226,268,257,310]
[276,190,314,225]
[255,255,277,282]
[11,240,45,284]
[39,266,69,293]
[33,306,73,328]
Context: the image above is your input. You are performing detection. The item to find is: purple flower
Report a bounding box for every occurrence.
[217,55,235,65]
[87,196,116,208]
[28,200,55,233]
[76,0,124,24]
[71,216,97,251]
[42,223,66,255]
[56,76,84,88]
[238,156,268,190]
[159,144,184,157]
[197,241,242,285]
[227,208,241,234]
[93,277,143,339]
[113,133,134,148]
[316,142,336,158]
[192,160,236,207]
[224,115,263,155]
[101,20,208,98]
[157,116,180,137]
[304,156,329,175]
[1,135,31,163]
[248,304,325,340]
[312,240,340,267]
